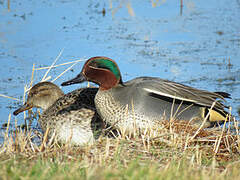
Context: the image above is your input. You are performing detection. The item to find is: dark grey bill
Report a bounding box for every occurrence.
[13,103,33,116]
[61,73,87,86]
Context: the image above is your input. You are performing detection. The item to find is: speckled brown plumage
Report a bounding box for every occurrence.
[14,82,104,145]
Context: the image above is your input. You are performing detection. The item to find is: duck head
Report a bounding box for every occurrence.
[13,82,64,115]
[61,56,124,90]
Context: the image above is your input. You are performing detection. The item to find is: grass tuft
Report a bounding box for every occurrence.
[1,118,240,179]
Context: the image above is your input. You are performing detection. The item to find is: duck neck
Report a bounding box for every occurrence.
[41,101,56,111]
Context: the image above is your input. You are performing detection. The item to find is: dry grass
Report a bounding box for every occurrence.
[0,118,240,179]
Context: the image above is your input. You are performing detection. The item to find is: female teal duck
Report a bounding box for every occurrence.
[61,57,231,132]
[13,81,103,145]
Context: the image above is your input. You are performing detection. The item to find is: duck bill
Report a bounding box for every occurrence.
[13,103,33,116]
[61,73,87,86]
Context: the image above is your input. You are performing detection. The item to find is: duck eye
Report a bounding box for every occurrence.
[90,61,108,70]
[89,61,98,68]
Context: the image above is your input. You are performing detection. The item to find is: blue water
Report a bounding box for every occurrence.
[0,0,240,135]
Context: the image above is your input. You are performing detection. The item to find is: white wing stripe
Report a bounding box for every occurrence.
[143,87,198,103]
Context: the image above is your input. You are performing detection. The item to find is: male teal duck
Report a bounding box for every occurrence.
[61,57,231,132]
[13,81,103,145]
